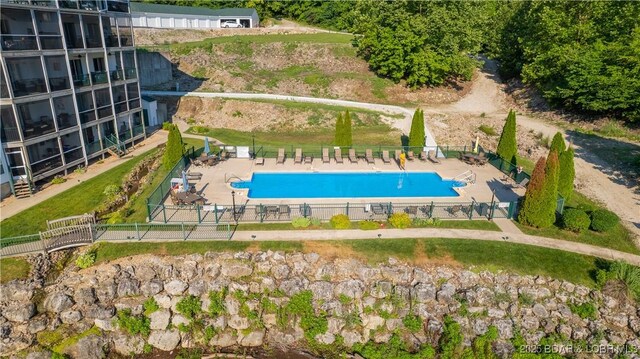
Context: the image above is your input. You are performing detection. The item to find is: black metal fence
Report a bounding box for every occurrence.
[149,200,517,224]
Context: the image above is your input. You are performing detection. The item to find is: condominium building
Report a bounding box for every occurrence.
[0,0,144,199]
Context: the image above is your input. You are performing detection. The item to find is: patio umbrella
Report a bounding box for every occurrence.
[181,170,188,193]
[203,137,210,155]
[473,136,479,153]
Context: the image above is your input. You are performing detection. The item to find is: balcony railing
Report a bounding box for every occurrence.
[96,106,112,119]
[1,127,21,142]
[85,37,102,48]
[91,71,108,84]
[48,77,70,92]
[59,0,78,9]
[129,99,140,110]
[79,110,96,124]
[63,146,84,163]
[79,0,98,11]
[22,118,56,140]
[56,113,77,130]
[64,35,84,49]
[40,35,63,49]
[1,35,38,51]
[110,69,124,81]
[119,36,132,47]
[33,0,56,6]
[85,140,102,154]
[107,0,129,13]
[114,101,127,114]
[124,67,137,79]
[31,154,63,177]
[73,74,91,87]
[119,128,131,141]
[133,124,144,137]
[104,35,119,47]
[12,79,47,97]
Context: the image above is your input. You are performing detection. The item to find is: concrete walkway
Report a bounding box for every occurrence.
[229,228,640,266]
[142,90,439,149]
[0,132,168,221]
[493,218,524,234]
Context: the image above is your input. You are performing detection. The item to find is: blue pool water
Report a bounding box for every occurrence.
[231,172,464,199]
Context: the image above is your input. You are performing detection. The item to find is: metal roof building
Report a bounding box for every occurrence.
[130,3,259,29]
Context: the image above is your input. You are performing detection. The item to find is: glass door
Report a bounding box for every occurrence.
[5,147,27,180]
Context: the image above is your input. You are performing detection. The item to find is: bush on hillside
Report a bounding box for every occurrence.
[590,209,619,233]
[561,209,591,233]
[388,213,411,229]
[330,214,351,229]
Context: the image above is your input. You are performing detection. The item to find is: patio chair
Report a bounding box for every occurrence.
[278,205,291,219]
[255,157,265,166]
[304,155,313,164]
[448,205,462,217]
[348,148,358,163]
[335,148,344,163]
[322,148,330,163]
[371,203,385,215]
[407,151,415,161]
[405,206,418,215]
[294,148,302,164]
[394,150,402,162]
[365,149,375,164]
[512,178,529,189]
[277,148,285,164]
[382,150,391,164]
[299,204,312,217]
[476,152,488,165]
[420,151,428,161]
[428,150,441,164]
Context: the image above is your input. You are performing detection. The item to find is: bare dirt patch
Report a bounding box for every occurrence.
[413,241,463,268]
[162,96,398,134]
[302,241,362,261]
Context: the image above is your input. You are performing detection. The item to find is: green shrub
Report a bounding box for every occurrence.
[75,250,96,269]
[106,211,125,224]
[176,295,202,320]
[103,184,122,198]
[330,214,351,229]
[561,209,591,233]
[388,213,411,229]
[310,217,322,227]
[402,314,423,333]
[439,316,464,359]
[596,261,640,302]
[208,288,228,316]
[73,166,86,174]
[496,110,517,164]
[292,217,311,228]
[116,309,150,336]
[143,297,160,316]
[51,175,67,184]
[569,302,597,320]
[359,220,380,230]
[162,122,174,131]
[478,124,497,136]
[590,209,619,232]
[412,217,441,227]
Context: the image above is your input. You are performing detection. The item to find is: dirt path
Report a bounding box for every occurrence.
[430,60,640,241]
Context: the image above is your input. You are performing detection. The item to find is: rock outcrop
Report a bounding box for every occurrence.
[1,251,639,358]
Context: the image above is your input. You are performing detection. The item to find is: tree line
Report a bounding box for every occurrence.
[145,0,639,122]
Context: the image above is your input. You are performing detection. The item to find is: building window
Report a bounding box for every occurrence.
[6,57,47,97]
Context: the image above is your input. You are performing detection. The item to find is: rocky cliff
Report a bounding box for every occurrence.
[1,251,639,358]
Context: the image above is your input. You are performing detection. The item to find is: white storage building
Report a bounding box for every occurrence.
[130,2,259,29]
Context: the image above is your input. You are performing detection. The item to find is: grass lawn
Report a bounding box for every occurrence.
[89,237,601,286]
[515,191,639,254]
[235,220,500,232]
[1,149,157,237]
[0,258,30,283]
[187,125,401,150]
[141,33,354,53]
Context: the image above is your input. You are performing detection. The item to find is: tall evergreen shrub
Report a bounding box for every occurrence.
[162,124,184,169]
[549,132,566,155]
[343,110,353,147]
[496,110,517,164]
[334,113,344,146]
[408,109,425,148]
[558,146,575,202]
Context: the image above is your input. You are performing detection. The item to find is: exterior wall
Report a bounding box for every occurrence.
[142,99,159,127]
[0,1,145,192]
[0,146,11,200]
[136,51,172,88]
[131,12,258,29]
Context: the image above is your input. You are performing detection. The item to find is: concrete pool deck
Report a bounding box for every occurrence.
[169,156,525,206]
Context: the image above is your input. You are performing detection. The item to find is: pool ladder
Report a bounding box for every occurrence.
[225,173,244,183]
[454,170,476,185]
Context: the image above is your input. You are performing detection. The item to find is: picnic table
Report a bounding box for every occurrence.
[175,192,205,205]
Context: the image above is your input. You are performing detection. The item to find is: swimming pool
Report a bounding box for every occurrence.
[231,172,464,199]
